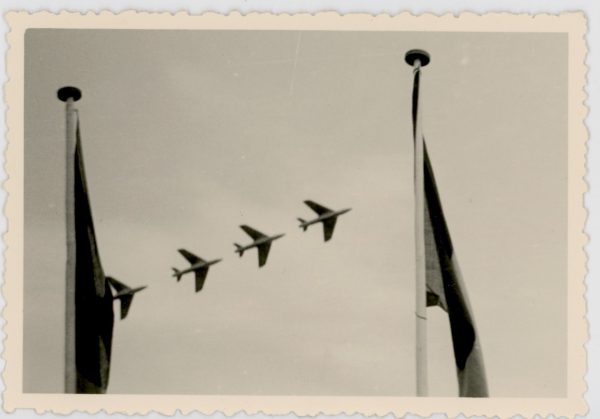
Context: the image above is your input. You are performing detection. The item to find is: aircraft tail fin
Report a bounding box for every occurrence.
[297,218,308,231]
[172,267,183,282]
[234,243,244,257]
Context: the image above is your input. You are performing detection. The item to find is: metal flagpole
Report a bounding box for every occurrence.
[405,49,430,397]
[58,86,82,393]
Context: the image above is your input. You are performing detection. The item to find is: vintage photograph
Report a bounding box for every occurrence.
[3,11,587,418]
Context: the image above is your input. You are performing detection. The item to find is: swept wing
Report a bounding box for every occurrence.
[178,249,206,265]
[195,267,209,292]
[304,200,333,215]
[106,276,129,293]
[119,295,134,320]
[257,242,272,267]
[240,225,267,240]
[322,217,338,241]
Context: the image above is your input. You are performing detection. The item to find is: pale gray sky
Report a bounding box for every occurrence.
[23,29,567,396]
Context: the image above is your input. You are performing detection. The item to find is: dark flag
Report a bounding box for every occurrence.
[423,143,489,397]
[74,118,114,393]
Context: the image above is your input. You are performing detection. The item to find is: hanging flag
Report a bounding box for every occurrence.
[73,118,115,394]
[423,142,489,397]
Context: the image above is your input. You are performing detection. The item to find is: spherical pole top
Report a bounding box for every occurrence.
[405,49,431,67]
[57,86,82,102]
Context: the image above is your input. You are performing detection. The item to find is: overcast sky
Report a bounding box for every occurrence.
[23,29,567,396]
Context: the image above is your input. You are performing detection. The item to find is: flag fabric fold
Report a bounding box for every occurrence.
[423,142,489,397]
[73,118,114,394]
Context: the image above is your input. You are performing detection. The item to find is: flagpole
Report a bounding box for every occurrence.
[405,50,430,397]
[58,86,82,393]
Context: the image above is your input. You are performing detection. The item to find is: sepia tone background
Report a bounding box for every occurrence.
[23,29,567,396]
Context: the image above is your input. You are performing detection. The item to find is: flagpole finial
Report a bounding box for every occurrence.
[405,50,430,67]
[57,86,82,102]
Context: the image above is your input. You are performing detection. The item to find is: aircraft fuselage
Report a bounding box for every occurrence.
[176,259,222,276]
[113,285,147,299]
[236,234,285,252]
[300,208,351,227]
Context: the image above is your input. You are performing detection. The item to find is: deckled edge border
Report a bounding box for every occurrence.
[1,10,589,419]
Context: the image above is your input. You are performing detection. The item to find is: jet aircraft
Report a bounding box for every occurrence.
[234,225,285,267]
[172,249,222,292]
[297,200,351,241]
[106,276,147,320]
